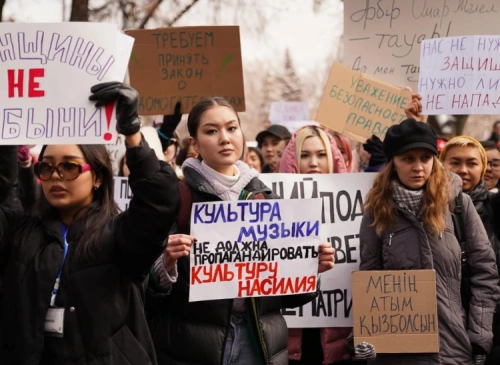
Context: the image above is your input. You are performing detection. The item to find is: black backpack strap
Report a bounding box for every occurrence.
[452,192,466,251]
[451,192,471,316]
[177,180,193,234]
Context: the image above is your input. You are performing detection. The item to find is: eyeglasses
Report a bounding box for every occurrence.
[487,160,500,170]
[34,161,92,181]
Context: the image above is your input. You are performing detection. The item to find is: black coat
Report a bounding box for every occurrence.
[0,142,180,365]
[0,165,38,212]
[147,164,318,365]
[0,146,18,203]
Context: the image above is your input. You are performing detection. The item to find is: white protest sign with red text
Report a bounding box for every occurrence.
[0,23,133,145]
[189,198,322,302]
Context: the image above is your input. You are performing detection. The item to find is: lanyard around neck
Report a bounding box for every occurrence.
[50,225,69,307]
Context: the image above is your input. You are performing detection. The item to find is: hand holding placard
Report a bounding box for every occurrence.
[89,82,140,137]
[318,243,335,273]
[164,234,195,272]
[404,93,424,122]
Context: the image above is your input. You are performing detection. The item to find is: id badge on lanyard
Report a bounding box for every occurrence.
[44,225,68,338]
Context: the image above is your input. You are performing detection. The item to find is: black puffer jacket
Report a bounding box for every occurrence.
[0,146,17,203]
[466,180,500,258]
[0,141,179,365]
[148,163,318,365]
[0,165,38,212]
[471,182,500,352]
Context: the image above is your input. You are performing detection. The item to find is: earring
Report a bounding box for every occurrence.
[94,185,100,191]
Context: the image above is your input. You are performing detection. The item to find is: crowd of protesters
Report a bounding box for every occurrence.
[1,80,500,365]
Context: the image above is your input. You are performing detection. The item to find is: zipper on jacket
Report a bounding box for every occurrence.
[387,227,414,246]
[250,298,269,363]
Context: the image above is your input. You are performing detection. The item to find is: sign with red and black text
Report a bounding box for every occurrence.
[188,198,322,302]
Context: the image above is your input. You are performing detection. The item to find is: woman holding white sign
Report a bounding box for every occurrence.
[0,82,180,365]
[147,97,336,365]
[359,118,499,365]
[278,125,356,365]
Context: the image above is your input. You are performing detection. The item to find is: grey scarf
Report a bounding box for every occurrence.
[392,180,425,217]
[182,159,258,201]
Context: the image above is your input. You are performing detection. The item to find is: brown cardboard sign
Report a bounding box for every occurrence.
[352,270,439,354]
[315,62,412,142]
[125,26,245,115]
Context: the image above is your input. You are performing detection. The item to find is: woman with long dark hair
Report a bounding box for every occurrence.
[148,96,335,365]
[0,82,180,365]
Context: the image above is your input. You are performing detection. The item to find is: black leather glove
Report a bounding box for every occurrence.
[363,135,387,167]
[158,102,182,151]
[89,82,140,136]
[472,344,487,365]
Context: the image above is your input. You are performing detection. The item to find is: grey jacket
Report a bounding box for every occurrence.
[359,176,500,365]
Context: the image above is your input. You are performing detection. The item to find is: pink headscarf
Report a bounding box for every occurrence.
[279,125,347,174]
[333,133,353,172]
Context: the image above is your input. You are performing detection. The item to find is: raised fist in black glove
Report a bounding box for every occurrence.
[89,82,141,136]
[363,135,387,167]
[158,102,182,152]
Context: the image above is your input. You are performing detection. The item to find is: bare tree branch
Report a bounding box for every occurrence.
[118,0,131,29]
[70,0,89,21]
[89,2,112,17]
[138,0,165,29]
[165,0,199,27]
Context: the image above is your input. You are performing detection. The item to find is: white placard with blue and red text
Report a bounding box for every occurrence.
[189,198,323,302]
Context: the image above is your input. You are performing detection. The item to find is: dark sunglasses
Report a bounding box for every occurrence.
[34,161,92,181]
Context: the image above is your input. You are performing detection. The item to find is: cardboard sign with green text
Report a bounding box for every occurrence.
[316,62,411,142]
[125,26,245,115]
[352,270,439,353]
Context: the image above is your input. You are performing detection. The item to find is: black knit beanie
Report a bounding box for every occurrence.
[383,118,438,159]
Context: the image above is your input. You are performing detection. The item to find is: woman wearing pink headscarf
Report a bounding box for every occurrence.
[279,126,347,174]
[332,133,354,173]
[280,125,352,365]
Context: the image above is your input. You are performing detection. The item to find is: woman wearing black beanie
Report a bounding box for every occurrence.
[359,118,499,365]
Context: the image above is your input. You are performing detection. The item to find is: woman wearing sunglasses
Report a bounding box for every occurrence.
[0,82,180,365]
